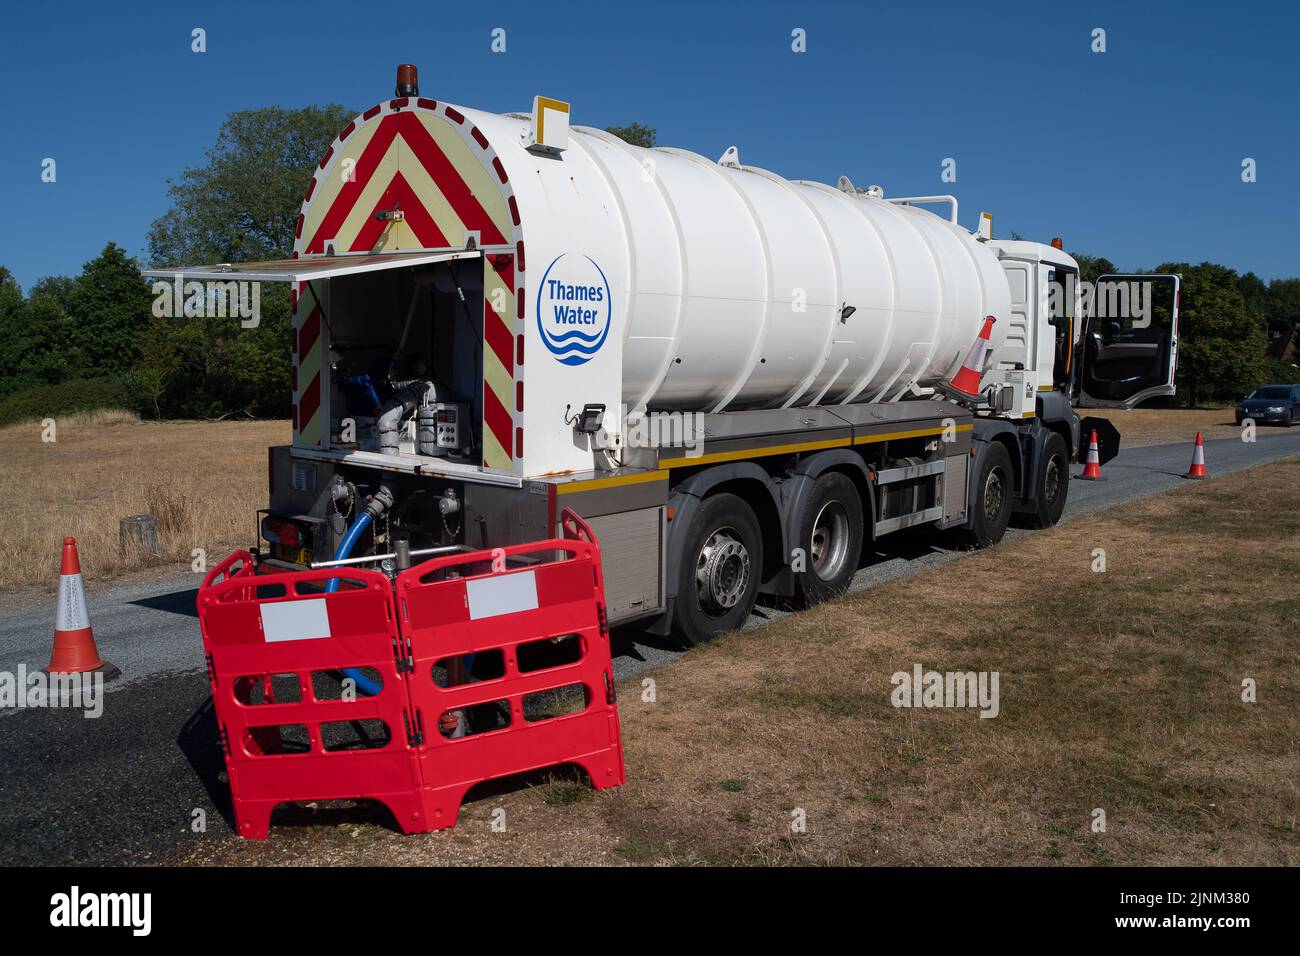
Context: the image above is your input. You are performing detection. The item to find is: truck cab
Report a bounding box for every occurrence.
[989,239,1181,410]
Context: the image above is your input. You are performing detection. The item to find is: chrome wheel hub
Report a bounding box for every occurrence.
[810,500,850,581]
[1043,457,1062,504]
[983,469,1005,523]
[696,528,750,614]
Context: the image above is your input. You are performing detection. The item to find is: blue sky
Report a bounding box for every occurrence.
[1,0,1296,291]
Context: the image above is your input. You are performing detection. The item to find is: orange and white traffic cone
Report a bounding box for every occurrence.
[1184,431,1208,479]
[1077,429,1105,480]
[938,315,997,404]
[45,537,119,680]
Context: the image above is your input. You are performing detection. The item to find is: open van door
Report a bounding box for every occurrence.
[144,248,485,461]
[143,249,480,286]
[1076,273,1180,408]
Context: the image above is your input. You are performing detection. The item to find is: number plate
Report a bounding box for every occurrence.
[271,543,311,566]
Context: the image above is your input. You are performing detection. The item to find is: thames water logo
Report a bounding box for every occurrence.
[537,254,612,366]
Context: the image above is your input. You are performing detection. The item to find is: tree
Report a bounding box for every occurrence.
[124,317,181,419]
[1070,253,1118,288]
[20,287,73,387]
[224,297,293,417]
[147,104,355,267]
[1157,261,1265,407]
[0,268,30,396]
[65,243,154,378]
[605,122,656,148]
[28,274,75,312]
[143,105,349,418]
[1266,278,1300,337]
[1239,271,1269,332]
[24,276,78,386]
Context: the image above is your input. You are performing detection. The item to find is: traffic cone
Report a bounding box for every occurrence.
[1077,429,1105,480]
[45,537,119,680]
[1184,432,1208,479]
[938,315,996,404]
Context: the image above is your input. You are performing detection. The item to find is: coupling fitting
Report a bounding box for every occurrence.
[365,485,396,519]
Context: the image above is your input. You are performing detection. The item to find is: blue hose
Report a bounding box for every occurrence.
[327,511,384,697]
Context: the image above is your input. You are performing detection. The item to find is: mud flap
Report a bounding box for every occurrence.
[1077,416,1120,465]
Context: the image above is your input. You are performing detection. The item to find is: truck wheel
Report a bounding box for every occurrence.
[673,493,762,646]
[794,471,864,606]
[966,442,1013,547]
[1026,432,1069,529]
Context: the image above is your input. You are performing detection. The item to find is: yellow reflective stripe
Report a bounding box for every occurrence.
[535,96,570,145]
[386,127,477,247]
[296,283,322,447]
[481,259,515,470]
[419,114,512,241]
[297,335,321,405]
[302,120,383,248]
[333,139,404,250]
[483,345,513,412]
[663,436,849,469]
[657,423,973,470]
[556,470,668,495]
[482,426,510,470]
[299,415,321,450]
[851,424,973,446]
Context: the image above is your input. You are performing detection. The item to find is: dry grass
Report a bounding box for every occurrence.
[1084,406,1279,447]
[178,456,1300,867]
[0,406,1258,593]
[0,413,289,593]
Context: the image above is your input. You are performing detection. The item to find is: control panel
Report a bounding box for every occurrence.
[434,402,469,453]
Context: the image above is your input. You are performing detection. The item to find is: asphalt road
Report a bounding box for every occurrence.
[2,432,1297,863]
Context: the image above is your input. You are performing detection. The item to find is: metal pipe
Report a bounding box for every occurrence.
[393,277,433,361]
[310,544,466,569]
[378,380,433,455]
[885,194,959,224]
[325,486,396,699]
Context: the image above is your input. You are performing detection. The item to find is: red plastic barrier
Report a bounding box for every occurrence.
[198,560,426,839]
[196,511,625,839]
[395,520,625,829]
[200,548,256,593]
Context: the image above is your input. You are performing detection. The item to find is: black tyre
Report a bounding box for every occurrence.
[793,471,864,607]
[672,493,763,646]
[1025,432,1069,529]
[966,442,1014,548]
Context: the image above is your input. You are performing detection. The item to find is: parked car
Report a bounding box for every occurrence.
[1235,384,1300,426]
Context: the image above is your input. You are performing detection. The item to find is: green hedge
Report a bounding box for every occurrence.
[0,378,131,426]
[1260,357,1300,386]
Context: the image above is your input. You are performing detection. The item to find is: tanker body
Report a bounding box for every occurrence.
[510,121,1013,415]
[153,66,1180,644]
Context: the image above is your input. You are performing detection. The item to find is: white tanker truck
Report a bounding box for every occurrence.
[152,66,1180,644]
